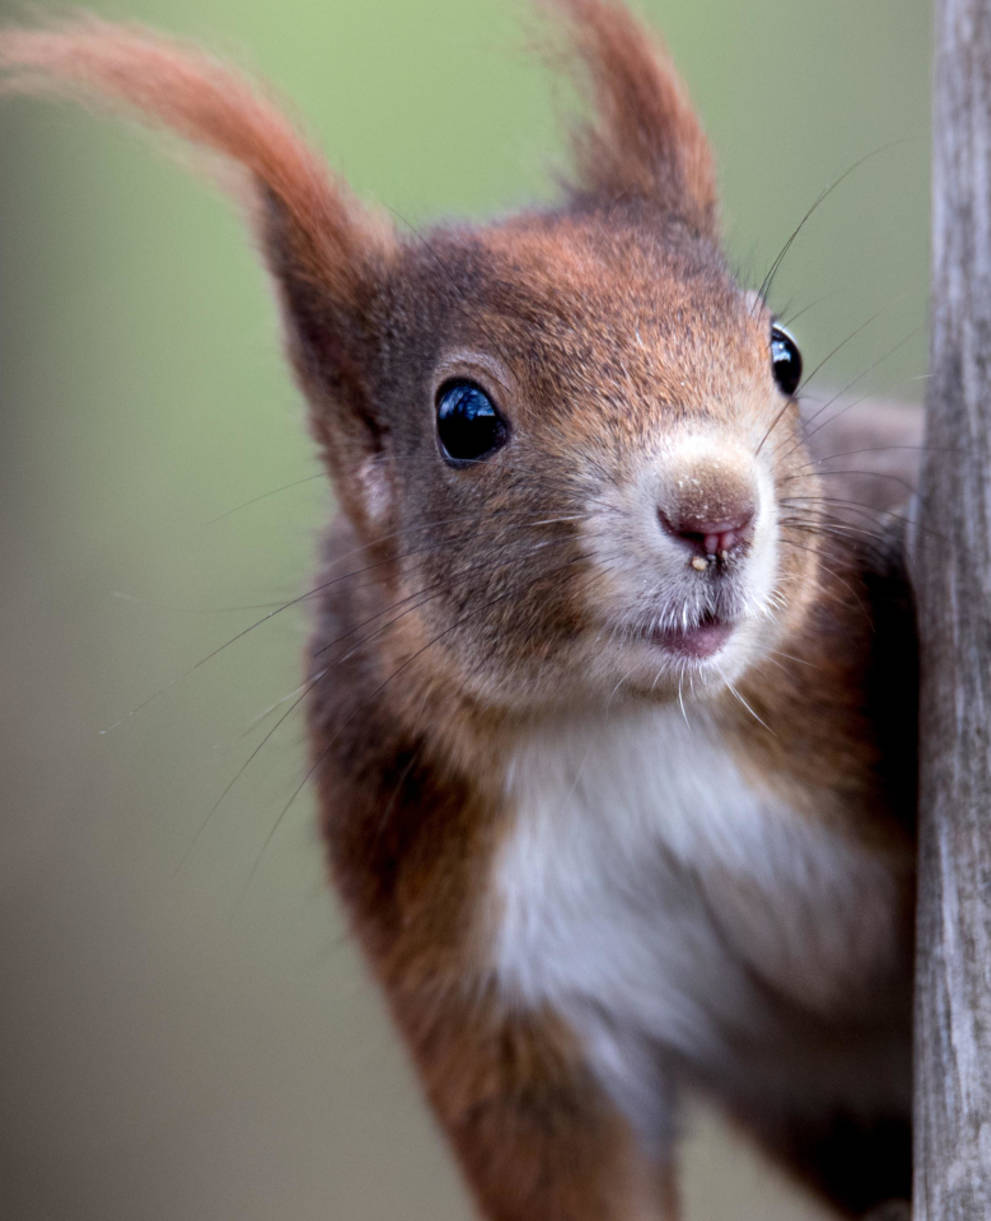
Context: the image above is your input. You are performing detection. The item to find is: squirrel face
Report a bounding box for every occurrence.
[0,3,824,720]
[358,211,821,713]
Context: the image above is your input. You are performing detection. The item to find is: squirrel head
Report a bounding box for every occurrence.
[0,0,822,715]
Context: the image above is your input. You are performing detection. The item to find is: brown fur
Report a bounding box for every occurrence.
[545,0,717,229]
[0,3,919,1217]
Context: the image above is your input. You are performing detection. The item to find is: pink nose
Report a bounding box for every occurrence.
[659,505,755,558]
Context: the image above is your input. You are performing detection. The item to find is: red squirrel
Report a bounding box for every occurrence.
[0,2,920,1216]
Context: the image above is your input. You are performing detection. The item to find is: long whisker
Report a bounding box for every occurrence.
[676,668,689,725]
[716,663,773,733]
[752,140,909,312]
[776,531,870,618]
[315,535,579,664]
[173,666,327,876]
[797,308,883,393]
[791,442,954,473]
[780,288,844,328]
[781,494,944,545]
[186,535,587,874]
[241,676,317,737]
[100,508,580,733]
[781,497,894,536]
[203,471,325,525]
[780,467,919,498]
[773,328,924,467]
[111,589,300,615]
[234,552,594,905]
[753,306,888,458]
[754,396,796,459]
[779,514,891,564]
[766,647,817,670]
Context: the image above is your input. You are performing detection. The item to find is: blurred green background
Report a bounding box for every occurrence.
[0,1,928,1217]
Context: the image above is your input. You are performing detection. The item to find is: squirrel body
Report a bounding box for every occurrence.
[309,430,917,1217]
[0,3,920,1216]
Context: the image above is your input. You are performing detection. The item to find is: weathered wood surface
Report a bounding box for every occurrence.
[912,0,991,1215]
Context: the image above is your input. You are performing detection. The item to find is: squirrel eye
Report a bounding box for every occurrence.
[770,324,802,397]
[436,380,509,465]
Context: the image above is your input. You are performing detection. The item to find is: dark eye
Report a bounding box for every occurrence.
[436,380,509,465]
[770,324,802,397]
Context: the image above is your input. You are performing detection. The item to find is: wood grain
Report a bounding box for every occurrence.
[912,0,991,1214]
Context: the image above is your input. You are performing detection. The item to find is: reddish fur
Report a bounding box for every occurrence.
[0,3,918,1217]
[546,0,717,228]
[0,17,393,292]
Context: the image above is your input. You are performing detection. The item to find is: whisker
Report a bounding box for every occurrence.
[676,669,689,725]
[100,508,580,733]
[781,497,894,533]
[173,667,326,876]
[756,308,889,456]
[754,396,795,459]
[779,514,891,563]
[780,506,887,541]
[240,676,318,737]
[781,495,944,545]
[780,467,919,498]
[317,535,579,665]
[773,328,924,467]
[795,443,944,468]
[797,308,884,393]
[716,663,773,733]
[175,535,592,873]
[235,552,593,905]
[780,288,844,328]
[111,589,296,615]
[753,140,909,312]
[203,471,325,525]
[777,528,871,618]
[766,647,817,670]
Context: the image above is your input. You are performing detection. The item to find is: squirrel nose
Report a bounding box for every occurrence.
[658,502,756,558]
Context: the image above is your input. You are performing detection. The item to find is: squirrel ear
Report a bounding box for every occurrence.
[0,18,397,527]
[547,0,718,234]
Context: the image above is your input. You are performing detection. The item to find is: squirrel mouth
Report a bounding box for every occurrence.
[643,611,733,659]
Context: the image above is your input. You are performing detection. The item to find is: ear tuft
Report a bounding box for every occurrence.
[0,17,400,537]
[542,0,718,233]
[0,17,395,299]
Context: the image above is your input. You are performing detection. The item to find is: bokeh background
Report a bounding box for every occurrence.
[0,1,929,1217]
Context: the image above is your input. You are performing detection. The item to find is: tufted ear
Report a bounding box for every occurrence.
[0,17,397,532]
[547,0,718,234]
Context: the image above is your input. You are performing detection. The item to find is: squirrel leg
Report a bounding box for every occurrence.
[399,1000,679,1221]
[738,1107,911,1218]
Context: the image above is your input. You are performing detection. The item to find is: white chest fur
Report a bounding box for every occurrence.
[489,704,904,1140]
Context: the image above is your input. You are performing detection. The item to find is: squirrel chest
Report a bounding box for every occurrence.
[489,705,908,1138]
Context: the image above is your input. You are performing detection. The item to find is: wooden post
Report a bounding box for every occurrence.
[912,0,991,1215]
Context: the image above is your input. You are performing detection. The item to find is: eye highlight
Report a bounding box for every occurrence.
[436,380,509,465]
[770,324,802,397]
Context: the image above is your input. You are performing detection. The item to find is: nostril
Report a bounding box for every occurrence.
[659,505,756,558]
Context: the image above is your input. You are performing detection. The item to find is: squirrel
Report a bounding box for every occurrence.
[0,1,921,1217]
